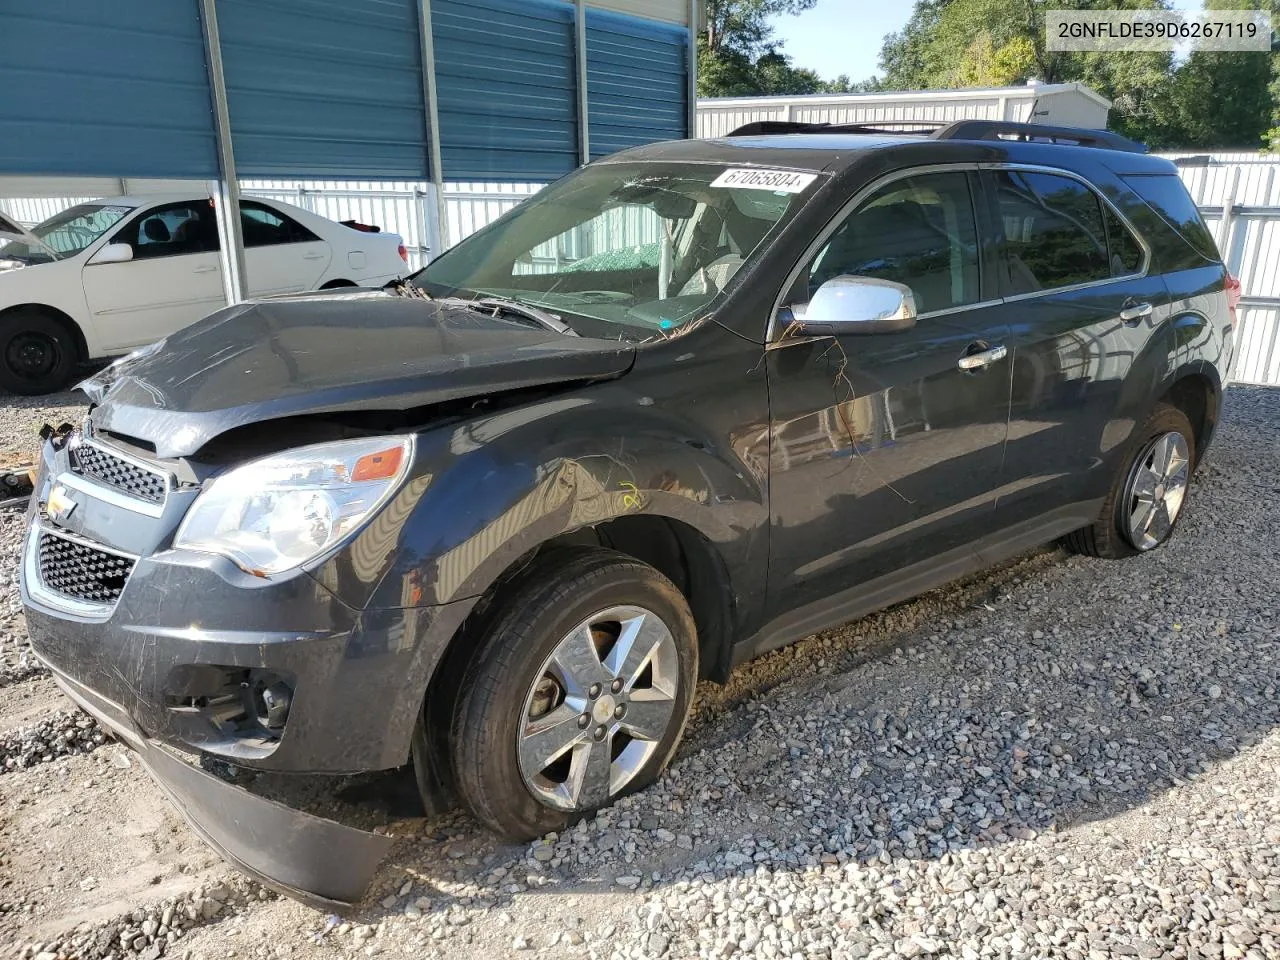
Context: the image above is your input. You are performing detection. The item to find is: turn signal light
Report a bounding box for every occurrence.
[352,445,405,482]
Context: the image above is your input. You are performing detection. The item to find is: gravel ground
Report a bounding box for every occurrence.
[1,386,1278,960]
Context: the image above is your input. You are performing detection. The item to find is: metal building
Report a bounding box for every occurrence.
[696,83,1111,138]
[0,0,699,298]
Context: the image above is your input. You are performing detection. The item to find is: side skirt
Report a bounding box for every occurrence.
[732,501,1101,668]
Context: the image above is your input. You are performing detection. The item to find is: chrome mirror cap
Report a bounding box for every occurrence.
[791,275,917,336]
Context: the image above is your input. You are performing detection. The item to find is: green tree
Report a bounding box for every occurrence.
[703,0,818,54]
[876,0,1277,149]
[697,1,881,97]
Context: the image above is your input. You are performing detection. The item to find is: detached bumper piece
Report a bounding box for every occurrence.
[49,663,393,911]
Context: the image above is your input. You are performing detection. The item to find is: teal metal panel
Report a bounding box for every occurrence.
[586,9,688,160]
[433,0,578,181]
[0,0,218,178]
[217,0,429,178]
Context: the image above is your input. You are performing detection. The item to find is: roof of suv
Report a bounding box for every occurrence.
[606,122,1177,177]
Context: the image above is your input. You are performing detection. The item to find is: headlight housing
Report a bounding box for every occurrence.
[174,436,414,576]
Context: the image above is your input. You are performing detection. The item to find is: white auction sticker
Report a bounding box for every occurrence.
[710,168,817,194]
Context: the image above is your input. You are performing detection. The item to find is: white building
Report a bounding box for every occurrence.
[696,82,1112,138]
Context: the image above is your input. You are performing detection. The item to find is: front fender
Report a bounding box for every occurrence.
[314,379,769,616]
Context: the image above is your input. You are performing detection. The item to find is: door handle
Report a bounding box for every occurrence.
[1119,301,1152,324]
[302,252,325,261]
[193,265,218,274]
[957,343,1007,371]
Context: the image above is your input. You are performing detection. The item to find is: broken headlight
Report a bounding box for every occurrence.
[173,436,415,576]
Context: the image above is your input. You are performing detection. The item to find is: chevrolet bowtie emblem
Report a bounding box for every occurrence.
[46,484,77,522]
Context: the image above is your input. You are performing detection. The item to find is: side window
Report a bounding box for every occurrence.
[1104,207,1144,276]
[240,202,319,247]
[807,171,980,314]
[116,202,220,260]
[1122,173,1220,263]
[993,171,1111,293]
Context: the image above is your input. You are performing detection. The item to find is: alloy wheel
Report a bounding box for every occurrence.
[517,604,680,812]
[1123,430,1190,551]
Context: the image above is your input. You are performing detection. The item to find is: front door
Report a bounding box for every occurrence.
[766,169,1011,621]
[81,201,224,352]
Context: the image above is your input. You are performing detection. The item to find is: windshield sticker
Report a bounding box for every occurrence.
[710,168,817,194]
[99,205,132,216]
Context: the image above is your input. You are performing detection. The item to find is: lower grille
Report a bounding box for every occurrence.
[37,528,135,604]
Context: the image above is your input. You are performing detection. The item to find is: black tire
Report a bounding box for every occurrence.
[446,546,697,841]
[0,309,78,395]
[1063,402,1196,559]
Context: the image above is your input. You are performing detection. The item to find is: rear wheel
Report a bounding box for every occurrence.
[0,309,77,395]
[1064,402,1195,558]
[445,547,697,840]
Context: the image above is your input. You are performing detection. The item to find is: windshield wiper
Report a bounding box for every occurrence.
[471,296,579,337]
[388,276,431,299]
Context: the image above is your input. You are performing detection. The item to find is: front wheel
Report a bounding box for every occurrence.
[447,547,698,840]
[1064,402,1195,558]
[0,310,77,395]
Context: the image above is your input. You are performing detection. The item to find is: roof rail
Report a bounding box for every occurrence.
[725,120,941,138]
[932,120,1148,154]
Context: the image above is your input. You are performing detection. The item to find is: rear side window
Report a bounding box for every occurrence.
[992,170,1114,293]
[1122,173,1221,263]
[1104,207,1144,275]
[240,202,320,247]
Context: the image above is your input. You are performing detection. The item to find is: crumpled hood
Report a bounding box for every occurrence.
[84,290,635,458]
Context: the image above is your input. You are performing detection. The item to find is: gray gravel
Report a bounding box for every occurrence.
[0,388,84,463]
[12,878,273,960]
[0,710,106,773]
[4,386,1279,960]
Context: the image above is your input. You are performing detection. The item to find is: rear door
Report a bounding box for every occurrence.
[81,201,224,351]
[980,165,1173,535]
[765,168,1012,619]
[241,201,331,296]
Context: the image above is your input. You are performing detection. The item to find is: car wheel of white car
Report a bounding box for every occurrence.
[0,309,77,396]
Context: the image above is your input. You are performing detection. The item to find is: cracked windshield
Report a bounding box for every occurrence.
[410,163,821,335]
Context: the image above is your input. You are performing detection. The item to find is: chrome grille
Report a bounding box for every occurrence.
[73,441,167,505]
[37,528,135,604]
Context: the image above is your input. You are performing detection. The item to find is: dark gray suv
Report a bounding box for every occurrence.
[20,120,1236,907]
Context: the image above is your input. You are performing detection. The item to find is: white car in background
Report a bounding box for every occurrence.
[0,195,409,394]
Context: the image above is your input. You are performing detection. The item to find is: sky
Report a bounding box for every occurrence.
[767,0,1208,84]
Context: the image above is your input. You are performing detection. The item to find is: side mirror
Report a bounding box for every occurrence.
[791,276,917,336]
[88,243,134,265]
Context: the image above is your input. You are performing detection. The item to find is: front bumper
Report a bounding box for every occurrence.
[19,430,479,905]
[46,659,392,910]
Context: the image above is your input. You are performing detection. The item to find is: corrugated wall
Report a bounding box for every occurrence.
[587,9,689,159]
[0,0,692,186]
[696,85,1111,138]
[433,0,579,181]
[0,1,218,179]
[587,0,689,24]
[216,0,429,179]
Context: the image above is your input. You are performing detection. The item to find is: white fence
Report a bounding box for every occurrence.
[3,154,1280,386]
[1165,153,1280,386]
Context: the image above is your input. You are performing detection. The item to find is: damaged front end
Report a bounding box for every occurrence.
[18,418,473,909]
[48,665,393,910]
